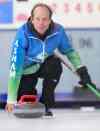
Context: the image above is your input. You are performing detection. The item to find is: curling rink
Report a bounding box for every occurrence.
[0,109,100,131]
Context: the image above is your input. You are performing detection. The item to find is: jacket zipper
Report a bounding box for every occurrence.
[28,32,59,62]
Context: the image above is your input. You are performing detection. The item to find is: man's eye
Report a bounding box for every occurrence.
[36,18,40,21]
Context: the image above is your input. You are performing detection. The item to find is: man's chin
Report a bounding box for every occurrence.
[38,31,45,35]
[37,28,47,35]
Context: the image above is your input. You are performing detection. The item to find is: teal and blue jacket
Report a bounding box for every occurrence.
[7,21,82,103]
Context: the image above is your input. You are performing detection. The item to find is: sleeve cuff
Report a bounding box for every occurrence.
[7,99,17,104]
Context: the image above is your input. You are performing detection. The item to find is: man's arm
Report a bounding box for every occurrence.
[7,29,27,104]
[58,26,92,87]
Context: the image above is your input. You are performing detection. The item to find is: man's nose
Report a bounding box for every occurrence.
[39,19,44,24]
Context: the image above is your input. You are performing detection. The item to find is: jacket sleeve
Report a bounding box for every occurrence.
[58,27,73,54]
[58,27,82,70]
[7,29,28,104]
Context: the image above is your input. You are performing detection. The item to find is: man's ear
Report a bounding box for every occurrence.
[31,17,34,24]
[31,17,33,21]
[49,19,51,25]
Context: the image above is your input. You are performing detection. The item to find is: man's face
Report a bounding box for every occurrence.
[32,6,51,35]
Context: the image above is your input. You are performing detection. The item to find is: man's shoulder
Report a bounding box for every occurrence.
[16,23,28,34]
[53,22,65,32]
[17,23,27,31]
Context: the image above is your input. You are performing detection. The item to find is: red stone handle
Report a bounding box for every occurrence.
[18,95,37,104]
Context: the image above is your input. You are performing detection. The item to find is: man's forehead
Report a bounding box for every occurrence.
[33,6,50,15]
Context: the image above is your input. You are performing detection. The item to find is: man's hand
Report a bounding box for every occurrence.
[6,103,14,113]
[76,66,92,87]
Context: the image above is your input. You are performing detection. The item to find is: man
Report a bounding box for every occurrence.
[6,3,93,116]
